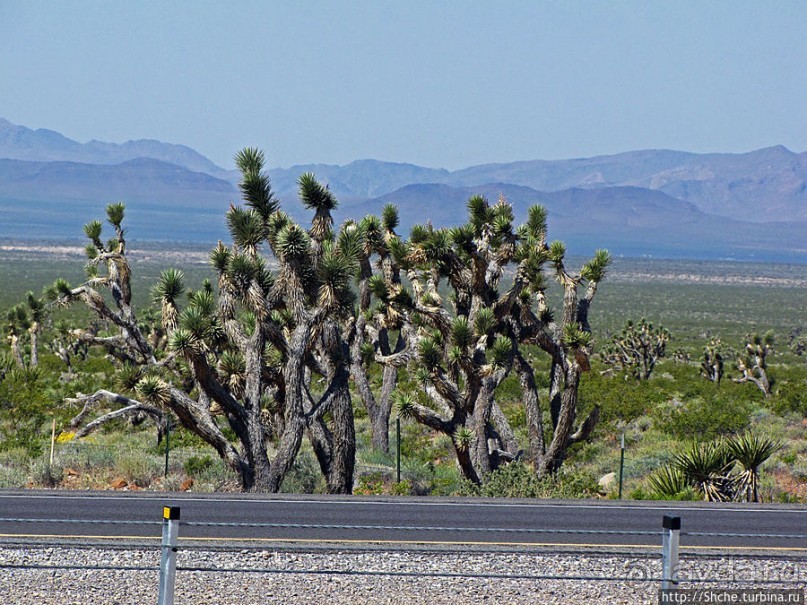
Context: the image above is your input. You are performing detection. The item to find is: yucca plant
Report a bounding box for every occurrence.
[726,432,781,502]
[672,441,735,502]
[647,465,693,500]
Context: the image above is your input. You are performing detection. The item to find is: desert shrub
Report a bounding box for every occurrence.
[354,472,385,495]
[155,427,209,454]
[184,454,214,477]
[582,369,668,425]
[404,458,463,496]
[280,449,323,493]
[654,395,752,440]
[769,379,807,416]
[456,462,599,499]
[116,449,164,487]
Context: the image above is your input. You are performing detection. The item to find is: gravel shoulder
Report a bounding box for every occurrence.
[1,544,804,605]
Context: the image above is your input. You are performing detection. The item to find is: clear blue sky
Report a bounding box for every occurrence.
[1,1,805,170]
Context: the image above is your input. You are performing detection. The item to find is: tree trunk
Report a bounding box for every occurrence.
[537,359,580,477]
[265,320,311,492]
[10,334,24,368]
[28,324,39,367]
[515,352,545,464]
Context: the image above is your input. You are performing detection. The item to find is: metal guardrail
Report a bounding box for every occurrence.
[0,509,804,605]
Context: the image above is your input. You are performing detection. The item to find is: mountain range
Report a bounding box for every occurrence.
[1,118,804,262]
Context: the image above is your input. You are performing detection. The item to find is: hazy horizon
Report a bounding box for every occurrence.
[2,2,805,171]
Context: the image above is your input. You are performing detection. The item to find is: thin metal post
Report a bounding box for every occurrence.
[164,422,170,478]
[49,419,57,467]
[396,417,401,484]
[158,506,180,605]
[661,515,680,591]
[618,432,625,499]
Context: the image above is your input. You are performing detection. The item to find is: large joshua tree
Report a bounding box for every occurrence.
[52,150,359,493]
[348,204,406,453]
[373,194,609,483]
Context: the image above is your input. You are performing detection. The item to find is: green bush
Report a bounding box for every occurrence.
[183,454,214,476]
[280,449,323,493]
[770,379,807,416]
[654,394,752,440]
[456,462,599,499]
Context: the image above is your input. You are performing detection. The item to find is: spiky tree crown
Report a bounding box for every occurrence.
[234,147,278,220]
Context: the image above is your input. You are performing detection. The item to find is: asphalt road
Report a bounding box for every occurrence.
[0,490,804,552]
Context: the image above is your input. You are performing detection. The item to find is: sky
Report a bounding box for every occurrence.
[1,1,805,171]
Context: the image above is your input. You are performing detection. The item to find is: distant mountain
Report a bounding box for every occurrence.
[277,147,807,224]
[0,118,233,180]
[0,157,236,241]
[347,182,805,262]
[445,146,807,223]
[268,159,450,201]
[0,118,804,262]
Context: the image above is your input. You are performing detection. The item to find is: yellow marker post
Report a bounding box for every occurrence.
[158,506,180,605]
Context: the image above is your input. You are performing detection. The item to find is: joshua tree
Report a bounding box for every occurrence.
[4,292,47,368]
[733,331,774,397]
[700,338,725,384]
[787,327,805,356]
[373,195,609,482]
[52,150,359,493]
[348,205,406,453]
[601,318,669,380]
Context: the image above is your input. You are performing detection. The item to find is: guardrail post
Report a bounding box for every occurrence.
[158,506,180,605]
[661,515,680,591]
[396,417,402,483]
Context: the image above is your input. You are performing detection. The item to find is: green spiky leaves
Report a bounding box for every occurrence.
[526,205,548,240]
[418,336,442,371]
[83,220,103,249]
[581,249,611,283]
[179,305,215,340]
[227,206,265,254]
[381,203,399,232]
[235,147,278,220]
[726,432,781,472]
[116,364,145,394]
[275,223,311,262]
[409,224,430,245]
[335,223,363,265]
[394,391,416,418]
[209,242,231,274]
[106,202,125,228]
[45,278,73,303]
[152,269,185,306]
[454,426,474,451]
[647,466,691,499]
[489,335,512,368]
[298,172,337,212]
[548,240,566,265]
[367,274,389,302]
[467,194,492,236]
[317,249,356,309]
[135,375,172,406]
[474,307,496,337]
[168,327,200,355]
[451,316,472,349]
[563,323,593,350]
[449,225,475,256]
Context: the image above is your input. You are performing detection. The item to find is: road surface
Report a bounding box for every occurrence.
[0,490,804,552]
